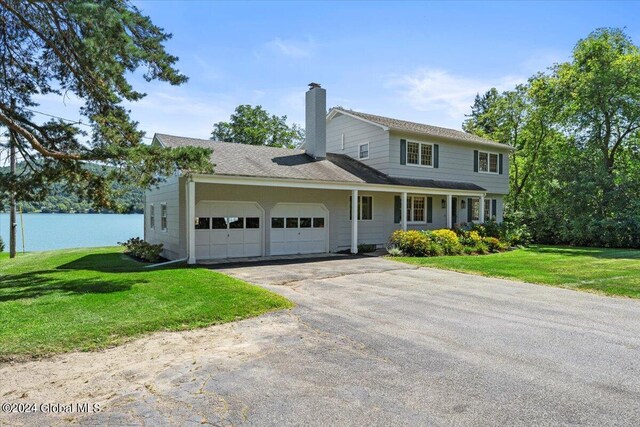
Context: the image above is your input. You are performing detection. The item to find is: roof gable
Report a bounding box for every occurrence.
[328,107,513,150]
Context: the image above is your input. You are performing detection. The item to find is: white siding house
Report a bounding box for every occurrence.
[145,84,512,262]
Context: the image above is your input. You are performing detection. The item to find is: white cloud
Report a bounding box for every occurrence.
[388,68,526,121]
[265,37,315,58]
[126,89,235,139]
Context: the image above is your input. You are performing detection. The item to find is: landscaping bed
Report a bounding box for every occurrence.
[387,220,528,257]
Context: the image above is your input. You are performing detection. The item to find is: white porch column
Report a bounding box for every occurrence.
[446,194,453,229]
[401,192,408,231]
[479,194,485,224]
[187,180,196,264]
[351,189,358,254]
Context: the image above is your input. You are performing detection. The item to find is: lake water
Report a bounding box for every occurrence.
[0,213,144,252]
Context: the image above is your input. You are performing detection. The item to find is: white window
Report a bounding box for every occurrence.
[407,141,433,167]
[149,204,155,229]
[406,196,426,223]
[358,142,369,160]
[470,199,480,221]
[479,151,499,173]
[484,199,495,220]
[349,195,373,220]
[160,203,168,231]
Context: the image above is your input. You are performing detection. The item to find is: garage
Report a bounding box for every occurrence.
[270,203,328,256]
[194,201,263,259]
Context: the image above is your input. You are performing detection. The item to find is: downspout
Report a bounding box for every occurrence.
[144,257,188,269]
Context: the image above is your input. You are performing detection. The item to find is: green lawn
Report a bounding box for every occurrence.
[394,245,640,298]
[0,247,292,361]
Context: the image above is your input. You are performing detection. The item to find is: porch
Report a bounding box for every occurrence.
[183,176,495,264]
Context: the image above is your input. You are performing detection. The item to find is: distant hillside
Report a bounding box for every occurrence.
[0,163,144,214]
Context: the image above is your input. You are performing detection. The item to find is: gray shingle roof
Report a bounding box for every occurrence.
[154,133,486,192]
[330,107,512,150]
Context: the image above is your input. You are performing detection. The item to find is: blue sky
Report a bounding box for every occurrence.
[37,1,640,139]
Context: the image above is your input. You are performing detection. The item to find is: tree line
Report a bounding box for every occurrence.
[463,28,640,248]
[0,162,143,213]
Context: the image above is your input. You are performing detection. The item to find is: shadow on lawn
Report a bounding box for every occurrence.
[533,246,640,260]
[0,254,146,302]
[57,253,144,273]
[0,271,142,302]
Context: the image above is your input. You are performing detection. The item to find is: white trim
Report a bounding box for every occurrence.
[325,110,514,151]
[349,194,374,221]
[483,198,495,220]
[341,133,345,150]
[149,203,155,230]
[401,192,407,231]
[406,140,434,168]
[160,202,168,232]
[190,174,487,197]
[270,202,329,255]
[406,195,428,225]
[358,142,370,160]
[327,108,390,131]
[446,194,452,229]
[195,200,265,260]
[478,151,500,174]
[186,181,196,264]
[351,189,358,254]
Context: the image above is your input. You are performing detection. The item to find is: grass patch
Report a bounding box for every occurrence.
[0,247,292,360]
[393,245,640,298]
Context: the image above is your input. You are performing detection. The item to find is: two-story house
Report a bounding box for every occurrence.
[145,83,512,263]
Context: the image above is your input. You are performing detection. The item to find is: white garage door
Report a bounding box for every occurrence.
[195,201,263,259]
[270,203,328,256]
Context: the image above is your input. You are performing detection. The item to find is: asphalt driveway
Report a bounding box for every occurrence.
[2,256,640,426]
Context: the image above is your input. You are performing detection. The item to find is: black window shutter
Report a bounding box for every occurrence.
[427,197,433,223]
[492,199,497,218]
[467,198,473,222]
[400,139,407,165]
[349,196,352,220]
[434,144,439,168]
[473,150,479,172]
[394,196,401,224]
[499,153,504,174]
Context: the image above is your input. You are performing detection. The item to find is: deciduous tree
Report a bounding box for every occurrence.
[212,105,304,148]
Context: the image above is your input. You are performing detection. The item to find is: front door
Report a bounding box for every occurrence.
[451,197,458,225]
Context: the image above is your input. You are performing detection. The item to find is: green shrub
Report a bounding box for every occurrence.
[474,242,488,255]
[500,214,532,246]
[386,246,403,257]
[389,230,444,257]
[358,243,377,254]
[482,219,502,238]
[483,237,502,253]
[119,237,163,263]
[457,230,483,247]
[463,246,476,255]
[470,223,487,237]
[431,229,463,255]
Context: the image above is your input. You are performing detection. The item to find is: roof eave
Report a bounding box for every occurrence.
[327,108,390,131]
[189,172,489,195]
[388,128,515,151]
